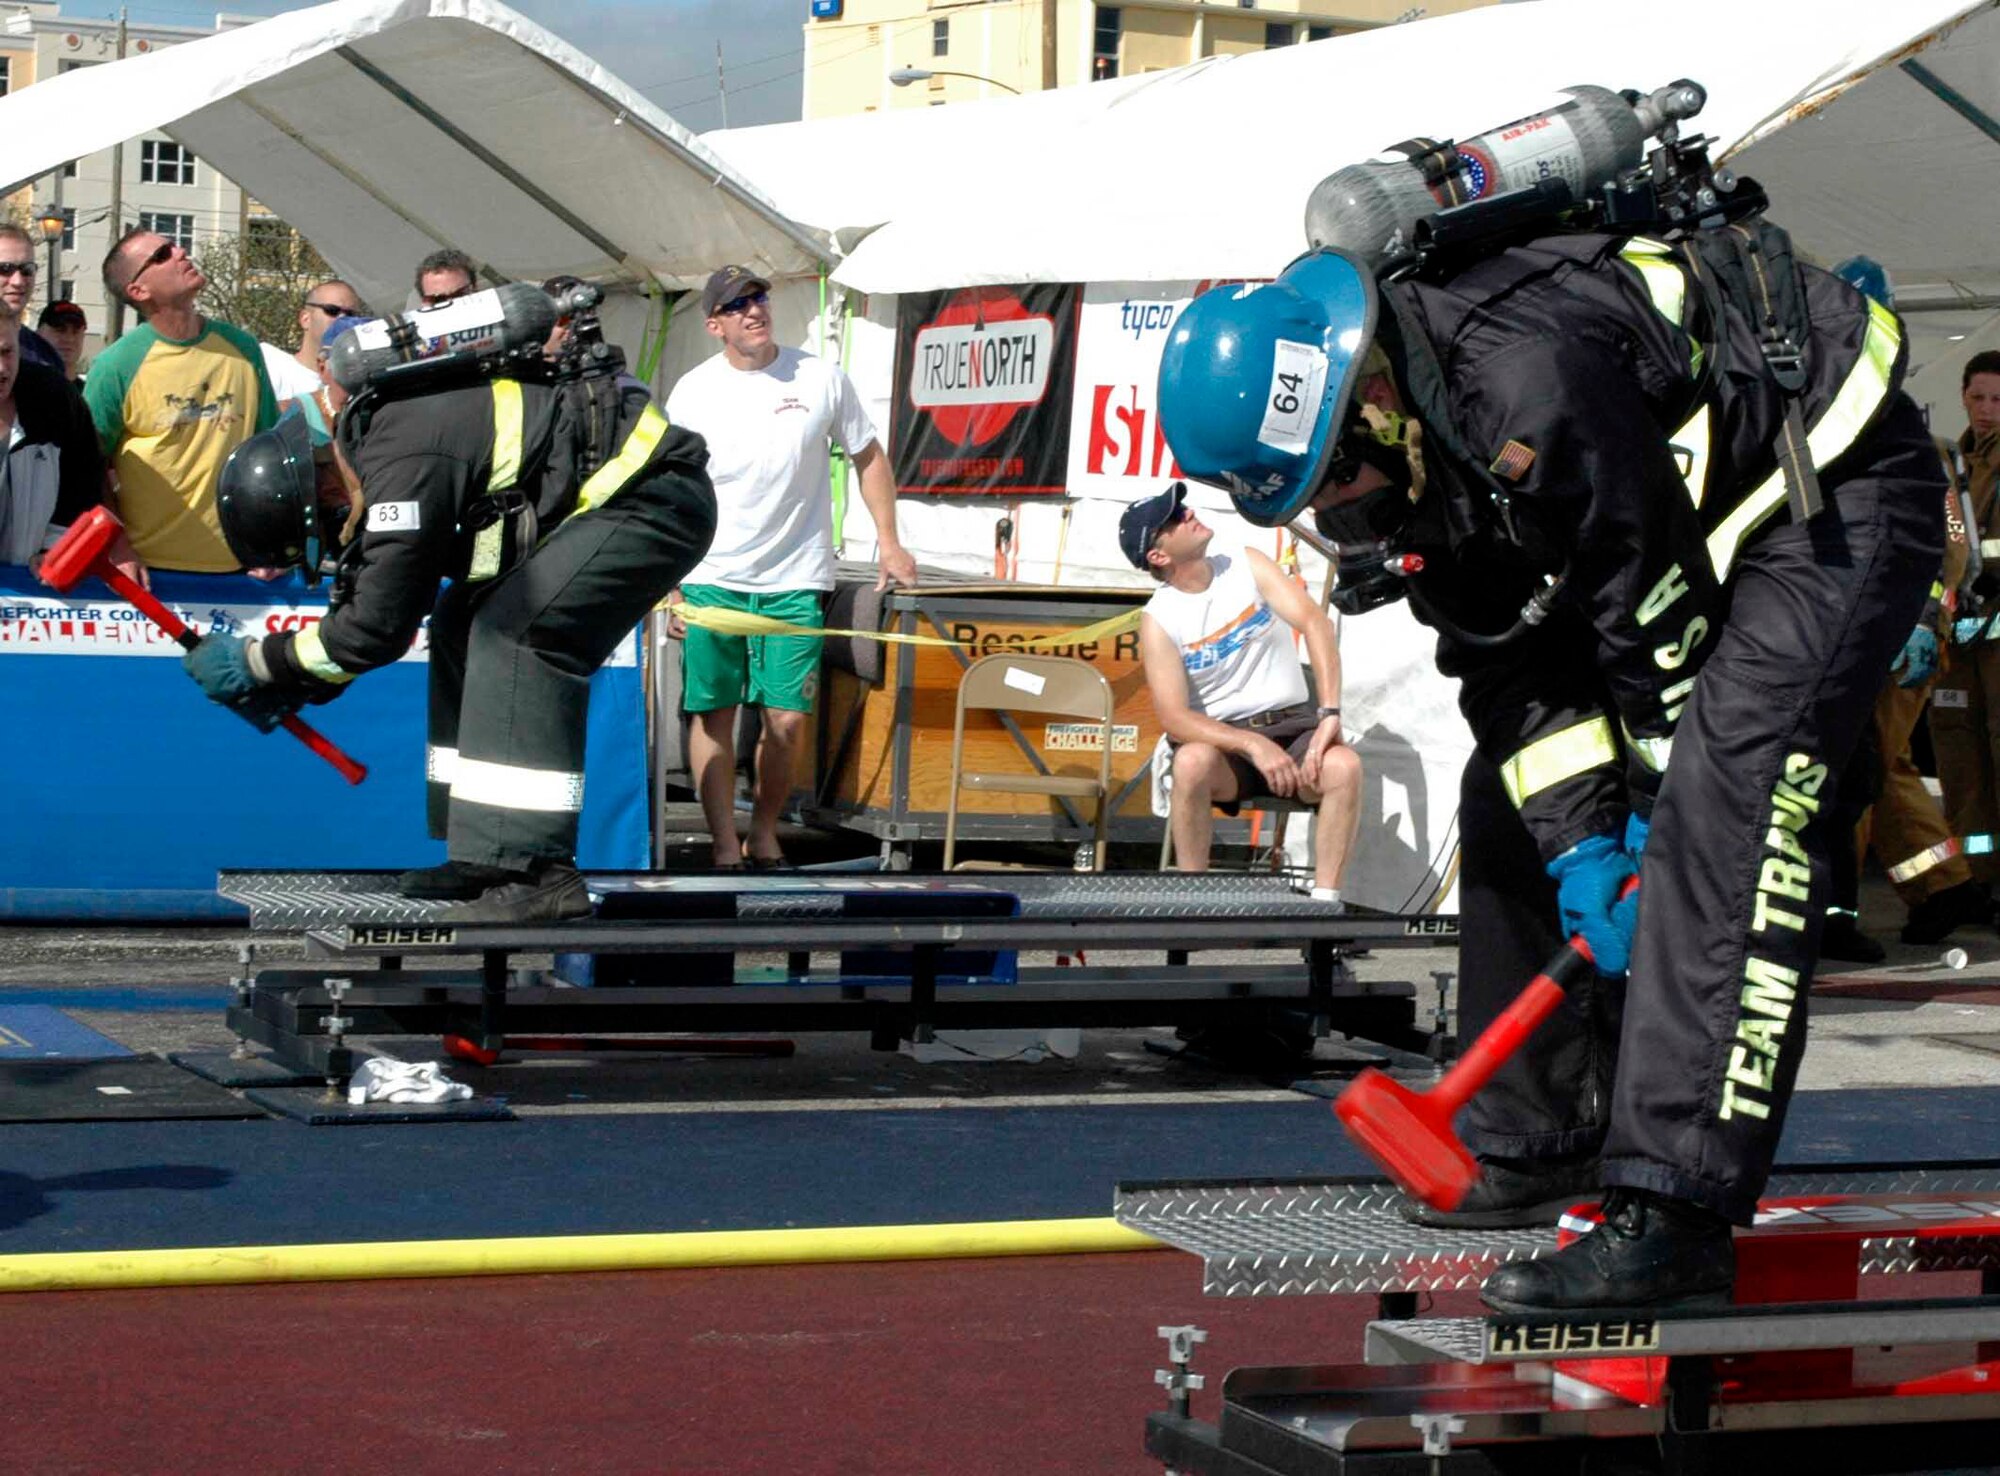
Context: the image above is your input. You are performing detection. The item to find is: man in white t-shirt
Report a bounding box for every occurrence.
[1130,481,1361,903]
[260,278,364,435]
[666,265,918,870]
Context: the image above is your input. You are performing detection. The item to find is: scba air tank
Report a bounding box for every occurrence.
[326,281,557,393]
[1305,81,1706,273]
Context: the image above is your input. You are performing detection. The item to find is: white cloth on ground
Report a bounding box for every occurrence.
[347,1056,473,1106]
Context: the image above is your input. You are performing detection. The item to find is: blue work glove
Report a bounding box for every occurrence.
[182,635,299,734]
[1891,625,1939,689]
[1546,834,1638,977]
[1953,615,1990,647]
[1623,812,1651,866]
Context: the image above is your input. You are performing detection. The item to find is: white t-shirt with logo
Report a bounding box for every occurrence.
[1144,552,1310,724]
[668,345,879,592]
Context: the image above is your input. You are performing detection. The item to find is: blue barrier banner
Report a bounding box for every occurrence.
[0,566,648,918]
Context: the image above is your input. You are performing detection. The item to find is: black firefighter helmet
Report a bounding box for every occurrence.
[217,409,323,581]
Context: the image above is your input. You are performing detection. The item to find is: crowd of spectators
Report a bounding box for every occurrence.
[6,226,1993,910]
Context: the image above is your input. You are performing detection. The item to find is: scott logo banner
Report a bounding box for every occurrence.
[892,283,1080,496]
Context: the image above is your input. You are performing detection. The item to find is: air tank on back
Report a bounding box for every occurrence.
[326,281,557,394]
[1305,81,1707,274]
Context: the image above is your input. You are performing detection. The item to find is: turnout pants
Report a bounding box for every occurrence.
[1451,397,1943,1221]
[426,466,717,869]
[1606,395,1943,1221]
[1930,641,2000,887]
[1869,678,1972,903]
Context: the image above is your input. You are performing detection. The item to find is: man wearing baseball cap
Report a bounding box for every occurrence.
[1127,481,1360,903]
[35,300,87,386]
[664,265,917,872]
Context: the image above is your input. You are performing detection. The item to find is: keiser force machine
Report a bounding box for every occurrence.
[1125,80,2000,1474]
[1128,1166,2000,1473]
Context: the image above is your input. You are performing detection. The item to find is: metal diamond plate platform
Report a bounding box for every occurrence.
[1114,1166,2000,1297]
[219,869,1459,934]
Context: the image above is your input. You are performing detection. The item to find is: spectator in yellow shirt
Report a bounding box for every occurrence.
[83,227,277,575]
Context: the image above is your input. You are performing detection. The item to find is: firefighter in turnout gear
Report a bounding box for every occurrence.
[185,310,717,923]
[1158,214,1941,1308]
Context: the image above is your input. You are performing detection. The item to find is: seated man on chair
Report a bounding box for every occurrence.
[1128,481,1361,905]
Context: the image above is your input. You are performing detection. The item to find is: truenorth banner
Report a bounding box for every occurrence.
[891,283,1080,496]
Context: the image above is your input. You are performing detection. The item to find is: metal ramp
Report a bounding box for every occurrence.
[1114,1166,2000,1297]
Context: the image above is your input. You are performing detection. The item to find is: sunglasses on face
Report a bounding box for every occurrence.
[421,283,475,308]
[0,261,36,278]
[129,240,178,285]
[716,289,769,317]
[304,301,357,318]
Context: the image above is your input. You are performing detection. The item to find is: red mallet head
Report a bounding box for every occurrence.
[40,504,126,595]
[1333,1067,1480,1211]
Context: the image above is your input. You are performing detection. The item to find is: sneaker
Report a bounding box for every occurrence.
[394,859,519,900]
[1479,1186,1735,1313]
[1399,1154,1601,1230]
[1901,880,1989,945]
[1818,913,1886,964]
[438,861,593,923]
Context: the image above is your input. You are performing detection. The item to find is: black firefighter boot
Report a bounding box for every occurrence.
[1398,1154,1602,1230]
[395,859,520,900]
[1479,1187,1735,1313]
[438,859,594,923]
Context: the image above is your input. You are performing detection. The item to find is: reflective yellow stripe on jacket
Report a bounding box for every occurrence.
[1498,716,1619,808]
[1705,297,1902,581]
[575,403,671,516]
[469,379,526,581]
[292,622,356,685]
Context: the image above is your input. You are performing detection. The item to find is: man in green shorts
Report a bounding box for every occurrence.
[665,267,917,869]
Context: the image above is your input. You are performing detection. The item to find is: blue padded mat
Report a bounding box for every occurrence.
[0,1006,133,1059]
[2,1087,1999,1253]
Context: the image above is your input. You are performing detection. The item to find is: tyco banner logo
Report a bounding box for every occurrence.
[893,284,1079,497]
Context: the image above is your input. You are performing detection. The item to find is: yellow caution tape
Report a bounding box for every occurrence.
[664,600,1141,651]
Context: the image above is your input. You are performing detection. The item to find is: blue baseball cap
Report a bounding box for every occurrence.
[1119,481,1187,569]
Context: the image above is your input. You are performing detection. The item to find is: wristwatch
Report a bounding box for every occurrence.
[1316,705,1341,720]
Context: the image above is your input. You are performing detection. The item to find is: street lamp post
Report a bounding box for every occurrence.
[888,66,1021,95]
[35,206,65,308]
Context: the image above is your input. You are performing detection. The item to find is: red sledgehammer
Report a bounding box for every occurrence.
[1333,876,1637,1210]
[43,505,367,785]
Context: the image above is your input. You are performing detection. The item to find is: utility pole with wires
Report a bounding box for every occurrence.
[106,5,129,341]
[715,40,728,128]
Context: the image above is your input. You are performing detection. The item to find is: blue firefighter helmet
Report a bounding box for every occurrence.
[1156,249,1378,527]
[1831,255,1895,309]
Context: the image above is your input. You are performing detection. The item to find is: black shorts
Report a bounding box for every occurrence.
[1172,706,1319,814]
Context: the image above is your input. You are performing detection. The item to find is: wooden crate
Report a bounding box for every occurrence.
[811,585,1164,847]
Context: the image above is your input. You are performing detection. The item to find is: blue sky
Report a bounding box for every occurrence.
[114,0,807,132]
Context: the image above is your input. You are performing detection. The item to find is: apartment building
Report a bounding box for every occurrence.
[1,2,267,349]
[801,0,1498,118]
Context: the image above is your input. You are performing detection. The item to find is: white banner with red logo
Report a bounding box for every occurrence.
[1065,280,1268,509]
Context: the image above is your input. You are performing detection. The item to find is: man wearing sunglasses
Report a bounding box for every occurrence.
[665,265,917,872]
[261,279,366,416]
[413,249,478,310]
[84,226,278,575]
[0,224,68,377]
[1128,480,1361,905]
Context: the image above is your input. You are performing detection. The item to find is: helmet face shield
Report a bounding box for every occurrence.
[1156,248,1378,527]
[217,409,320,579]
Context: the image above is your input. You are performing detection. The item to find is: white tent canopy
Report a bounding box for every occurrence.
[0,0,827,312]
[700,0,1999,305]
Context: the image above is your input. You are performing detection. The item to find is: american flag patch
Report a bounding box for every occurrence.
[1490,440,1536,481]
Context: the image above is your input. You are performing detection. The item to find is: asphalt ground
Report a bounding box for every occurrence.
[6,859,2000,1473]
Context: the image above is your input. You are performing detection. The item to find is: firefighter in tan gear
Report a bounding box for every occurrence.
[1930,351,2000,911]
